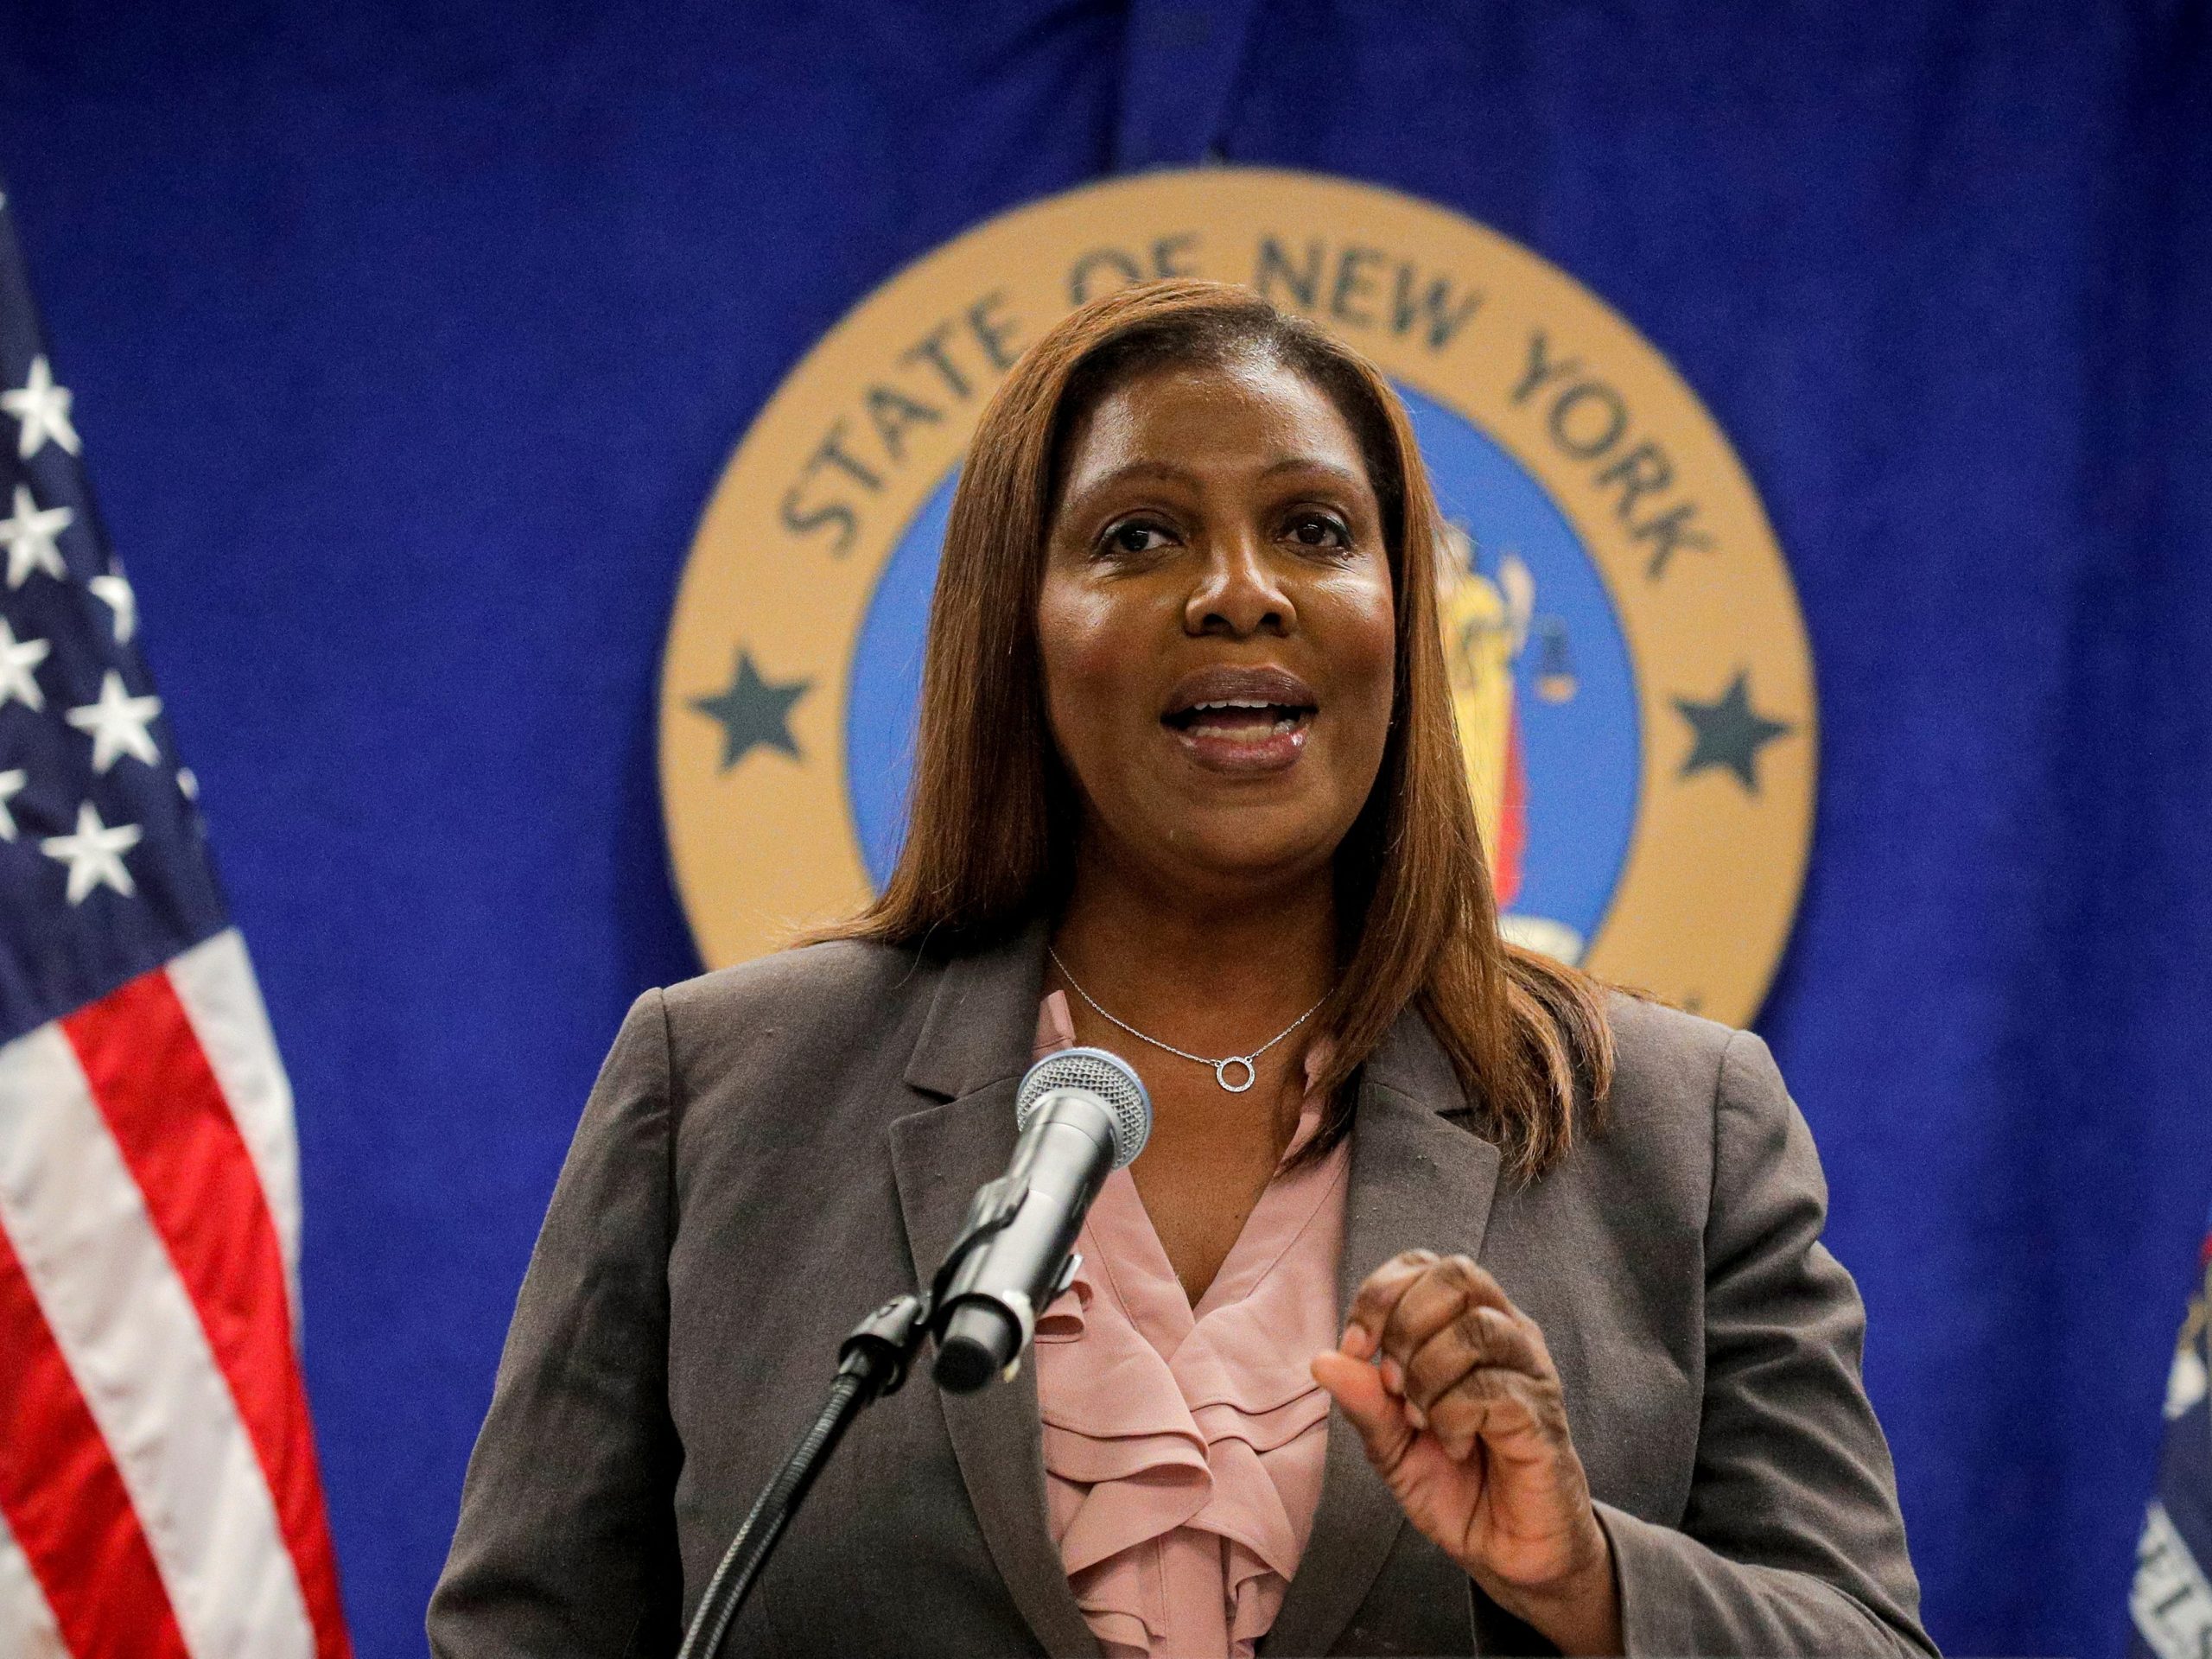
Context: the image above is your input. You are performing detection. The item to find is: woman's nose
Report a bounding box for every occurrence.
[1185,532,1295,637]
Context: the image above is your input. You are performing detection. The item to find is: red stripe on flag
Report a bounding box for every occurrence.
[0,1216,194,1659]
[65,970,353,1659]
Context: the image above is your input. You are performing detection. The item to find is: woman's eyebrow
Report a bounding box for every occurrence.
[1071,458,1202,494]
[1258,455,1366,486]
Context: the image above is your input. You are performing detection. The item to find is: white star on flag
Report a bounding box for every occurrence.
[40,798,141,903]
[89,563,137,643]
[0,614,49,712]
[3,353,80,458]
[0,767,23,841]
[1,482,71,588]
[65,669,162,772]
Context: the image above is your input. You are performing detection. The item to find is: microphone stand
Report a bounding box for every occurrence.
[671,1293,926,1659]
[673,1174,1033,1659]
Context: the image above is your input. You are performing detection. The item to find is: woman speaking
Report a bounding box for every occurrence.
[429,281,1933,1656]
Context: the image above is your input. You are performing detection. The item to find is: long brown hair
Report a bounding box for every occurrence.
[821,279,1612,1180]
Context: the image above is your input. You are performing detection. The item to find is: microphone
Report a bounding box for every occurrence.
[931,1046,1151,1393]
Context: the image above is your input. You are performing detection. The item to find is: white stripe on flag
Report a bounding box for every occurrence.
[0,1021,316,1659]
[165,929,305,1323]
[0,1508,67,1659]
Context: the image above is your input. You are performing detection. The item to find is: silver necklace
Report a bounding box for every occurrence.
[1046,945,1326,1095]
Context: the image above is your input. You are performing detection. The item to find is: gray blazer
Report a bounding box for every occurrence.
[429,922,1935,1656]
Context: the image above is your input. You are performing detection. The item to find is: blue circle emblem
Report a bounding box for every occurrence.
[661,168,1817,1023]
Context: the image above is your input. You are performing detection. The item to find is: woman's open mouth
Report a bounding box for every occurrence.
[1160,666,1318,774]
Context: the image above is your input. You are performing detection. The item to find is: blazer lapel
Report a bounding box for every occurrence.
[887,921,1100,1657]
[886,933,1500,1658]
[1263,1009,1503,1659]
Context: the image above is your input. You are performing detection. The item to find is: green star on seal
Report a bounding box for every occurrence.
[691,650,810,771]
[1674,671,1792,793]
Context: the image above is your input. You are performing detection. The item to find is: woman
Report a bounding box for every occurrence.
[429,281,1932,1656]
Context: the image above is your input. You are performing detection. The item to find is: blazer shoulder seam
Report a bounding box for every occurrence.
[1703,1026,1741,1245]
[645,985,680,1230]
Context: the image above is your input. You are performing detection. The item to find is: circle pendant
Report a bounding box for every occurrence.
[1214,1057,1257,1093]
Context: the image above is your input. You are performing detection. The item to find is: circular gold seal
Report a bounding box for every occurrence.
[660,168,1815,1025]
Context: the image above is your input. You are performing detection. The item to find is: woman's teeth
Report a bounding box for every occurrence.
[1181,700,1305,735]
[1164,695,1313,769]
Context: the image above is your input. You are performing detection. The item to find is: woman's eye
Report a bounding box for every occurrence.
[1287,512,1351,549]
[1105,520,1172,556]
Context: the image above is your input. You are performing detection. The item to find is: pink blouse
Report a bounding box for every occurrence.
[1030,992,1351,1659]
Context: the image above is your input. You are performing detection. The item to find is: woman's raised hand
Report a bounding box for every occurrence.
[1310,1250,1624,1656]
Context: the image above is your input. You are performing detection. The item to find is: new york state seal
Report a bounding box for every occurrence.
[660,168,1815,1027]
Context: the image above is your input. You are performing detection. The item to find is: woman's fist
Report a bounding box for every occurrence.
[1310,1250,1622,1655]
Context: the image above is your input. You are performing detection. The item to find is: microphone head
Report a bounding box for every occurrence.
[1015,1046,1151,1169]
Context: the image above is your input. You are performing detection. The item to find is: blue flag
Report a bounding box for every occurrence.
[2134,1205,2212,1654]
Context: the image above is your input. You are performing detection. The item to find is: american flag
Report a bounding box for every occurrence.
[2134,1204,2212,1656]
[0,189,350,1657]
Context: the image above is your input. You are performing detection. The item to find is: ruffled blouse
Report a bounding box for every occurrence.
[1031,992,1351,1659]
